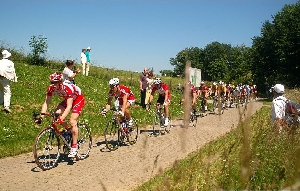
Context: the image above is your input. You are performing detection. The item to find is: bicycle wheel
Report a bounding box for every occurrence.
[104,120,119,151]
[189,112,197,127]
[76,123,92,160]
[33,127,60,171]
[127,118,139,145]
[151,112,161,136]
[212,99,218,114]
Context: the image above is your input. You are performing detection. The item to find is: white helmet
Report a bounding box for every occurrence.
[213,82,217,85]
[153,78,162,85]
[200,81,205,85]
[273,84,284,93]
[218,81,223,85]
[109,78,119,86]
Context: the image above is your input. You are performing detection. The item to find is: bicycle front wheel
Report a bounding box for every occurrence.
[151,112,161,136]
[127,118,139,145]
[76,123,92,160]
[104,120,119,151]
[33,127,60,171]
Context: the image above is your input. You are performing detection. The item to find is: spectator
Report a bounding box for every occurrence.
[80,48,87,76]
[63,60,80,85]
[84,47,91,76]
[271,84,287,132]
[145,70,155,110]
[0,50,18,113]
[139,67,148,109]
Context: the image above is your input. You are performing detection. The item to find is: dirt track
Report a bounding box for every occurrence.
[0,101,263,191]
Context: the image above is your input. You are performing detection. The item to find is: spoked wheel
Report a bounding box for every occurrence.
[214,98,224,115]
[127,118,139,145]
[189,112,197,127]
[151,112,161,136]
[104,120,119,151]
[33,127,60,171]
[76,123,92,160]
[212,99,218,114]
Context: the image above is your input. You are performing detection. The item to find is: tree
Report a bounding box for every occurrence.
[251,2,300,88]
[28,35,48,65]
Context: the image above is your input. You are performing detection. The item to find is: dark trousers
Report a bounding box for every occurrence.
[140,89,146,108]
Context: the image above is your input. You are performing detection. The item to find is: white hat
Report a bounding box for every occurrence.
[87,47,91,50]
[273,84,284,93]
[2,50,11,59]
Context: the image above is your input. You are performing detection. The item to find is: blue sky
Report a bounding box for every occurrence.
[0,0,298,74]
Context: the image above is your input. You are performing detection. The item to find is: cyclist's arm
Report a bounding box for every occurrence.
[192,92,197,105]
[40,95,52,120]
[60,97,73,121]
[105,96,113,110]
[149,91,155,104]
[164,90,169,105]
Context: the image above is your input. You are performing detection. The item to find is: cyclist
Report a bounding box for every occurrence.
[217,81,226,108]
[210,82,218,98]
[101,78,135,127]
[149,78,171,126]
[199,81,209,112]
[180,81,198,114]
[35,72,85,158]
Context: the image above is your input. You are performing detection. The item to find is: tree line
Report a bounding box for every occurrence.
[164,1,300,92]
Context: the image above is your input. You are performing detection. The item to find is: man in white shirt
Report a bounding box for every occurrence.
[271,83,287,132]
[0,50,18,113]
[80,48,87,76]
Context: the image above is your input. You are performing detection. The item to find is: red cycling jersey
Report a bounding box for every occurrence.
[108,85,135,105]
[189,84,197,97]
[46,82,84,114]
[151,83,171,100]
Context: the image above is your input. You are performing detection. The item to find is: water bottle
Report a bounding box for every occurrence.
[62,129,71,143]
[121,120,127,131]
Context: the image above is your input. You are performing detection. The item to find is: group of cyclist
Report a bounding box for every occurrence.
[34,68,258,158]
[180,80,258,116]
[34,70,171,158]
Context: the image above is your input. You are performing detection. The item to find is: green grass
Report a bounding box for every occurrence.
[0,61,184,158]
[134,99,300,190]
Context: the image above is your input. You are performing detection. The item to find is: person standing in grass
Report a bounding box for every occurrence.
[63,60,80,85]
[271,83,288,132]
[84,47,91,76]
[80,48,87,76]
[139,67,148,109]
[0,50,17,113]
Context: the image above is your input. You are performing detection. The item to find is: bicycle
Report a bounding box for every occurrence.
[211,95,225,115]
[32,112,92,171]
[103,108,139,151]
[149,103,172,136]
[189,108,198,127]
[198,96,208,117]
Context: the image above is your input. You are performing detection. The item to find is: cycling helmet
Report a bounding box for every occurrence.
[213,82,217,86]
[218,81,223,84]
[273,84,284,93]
[49,72,63,82]
[200,81,205,85]
[109,78,120,86]
[153,78,162,85]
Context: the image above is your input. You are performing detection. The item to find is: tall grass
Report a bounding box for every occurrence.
[134,97,300,190]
